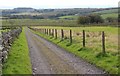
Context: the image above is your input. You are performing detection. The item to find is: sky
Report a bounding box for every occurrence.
[0,0,119,9]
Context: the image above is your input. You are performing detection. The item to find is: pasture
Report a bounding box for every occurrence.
[101,13,118,19]
[1,6,119,75]
[59,15,78,19]
[31,26,118,74]
[94,9,118,14]
[1,18,119,74]
[2,19,76,26]
[1,18,118,28]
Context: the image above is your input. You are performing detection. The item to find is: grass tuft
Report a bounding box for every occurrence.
[95,52,109,58]
[3,28,32,74]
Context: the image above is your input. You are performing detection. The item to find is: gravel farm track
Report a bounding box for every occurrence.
[25,28,106,74]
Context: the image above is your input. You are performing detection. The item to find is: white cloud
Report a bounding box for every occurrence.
[0,0,119,9]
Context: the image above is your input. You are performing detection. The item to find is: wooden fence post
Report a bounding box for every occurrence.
[41,29,43,33]
[45,29,46,34]
[83,30,85,47]
[42,28,44,34]
[52,29,54,37]
[61,29,64,40]
[102,31,106,54]
[46,29,47,34]
[43,29,45,34]
[70,29,72,44]
[40,29,42,33]
[49,29,51,36]
[55,29,57,39]
[39,29,41,32]
[40,29,41,32]
[40,29,41,33]
[47,29,49,35]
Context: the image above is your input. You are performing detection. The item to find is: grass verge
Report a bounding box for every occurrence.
[31,29,118,74]
[2,28,32,74]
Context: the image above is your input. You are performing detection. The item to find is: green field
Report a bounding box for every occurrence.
[33,26,118,34]
[58,13,118,20]
[58,9,118,20]
[1,17,118,74]
[93,9,118,19]
[59,15,78,19]
[2,18,118,28]
[94,9,118,14]
[3,28,32,74]
[101,13,118,19]
[1,6,119,75]
[2,19,77,26]
[31,26,118,74]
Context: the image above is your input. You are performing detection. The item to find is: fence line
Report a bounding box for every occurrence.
[30,27,106,54]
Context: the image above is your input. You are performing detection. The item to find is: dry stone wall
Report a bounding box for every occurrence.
[0,27,22,75]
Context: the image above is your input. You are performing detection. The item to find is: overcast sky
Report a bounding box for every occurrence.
[0,0,119,9]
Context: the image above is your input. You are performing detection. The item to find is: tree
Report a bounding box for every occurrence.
[88,14,104,23]
[106,17,114,22]
[118,14,120,22]
[77,16,90,24]
[77,14,104,24]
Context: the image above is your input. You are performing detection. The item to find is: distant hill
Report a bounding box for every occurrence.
[94,8,118,14]
[93,8,118,19]
[13,7,35,12]
[1,7,36,16]
[58,7,118,20]
[1,7,106,16]
[1,7,118,19]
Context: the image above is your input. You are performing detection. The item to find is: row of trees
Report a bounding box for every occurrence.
[3,13,67,19]
[106,17,118,23]
[118,14,120,23]
[77,14,104,24]
[4,15,44,19]
[77,14,118,25]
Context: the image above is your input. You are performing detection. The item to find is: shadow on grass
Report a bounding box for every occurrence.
[96,52,109,58]
[50,36,54,39]
[56,40,63,44]
[66,43,72,47]
[77,47,88,51]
